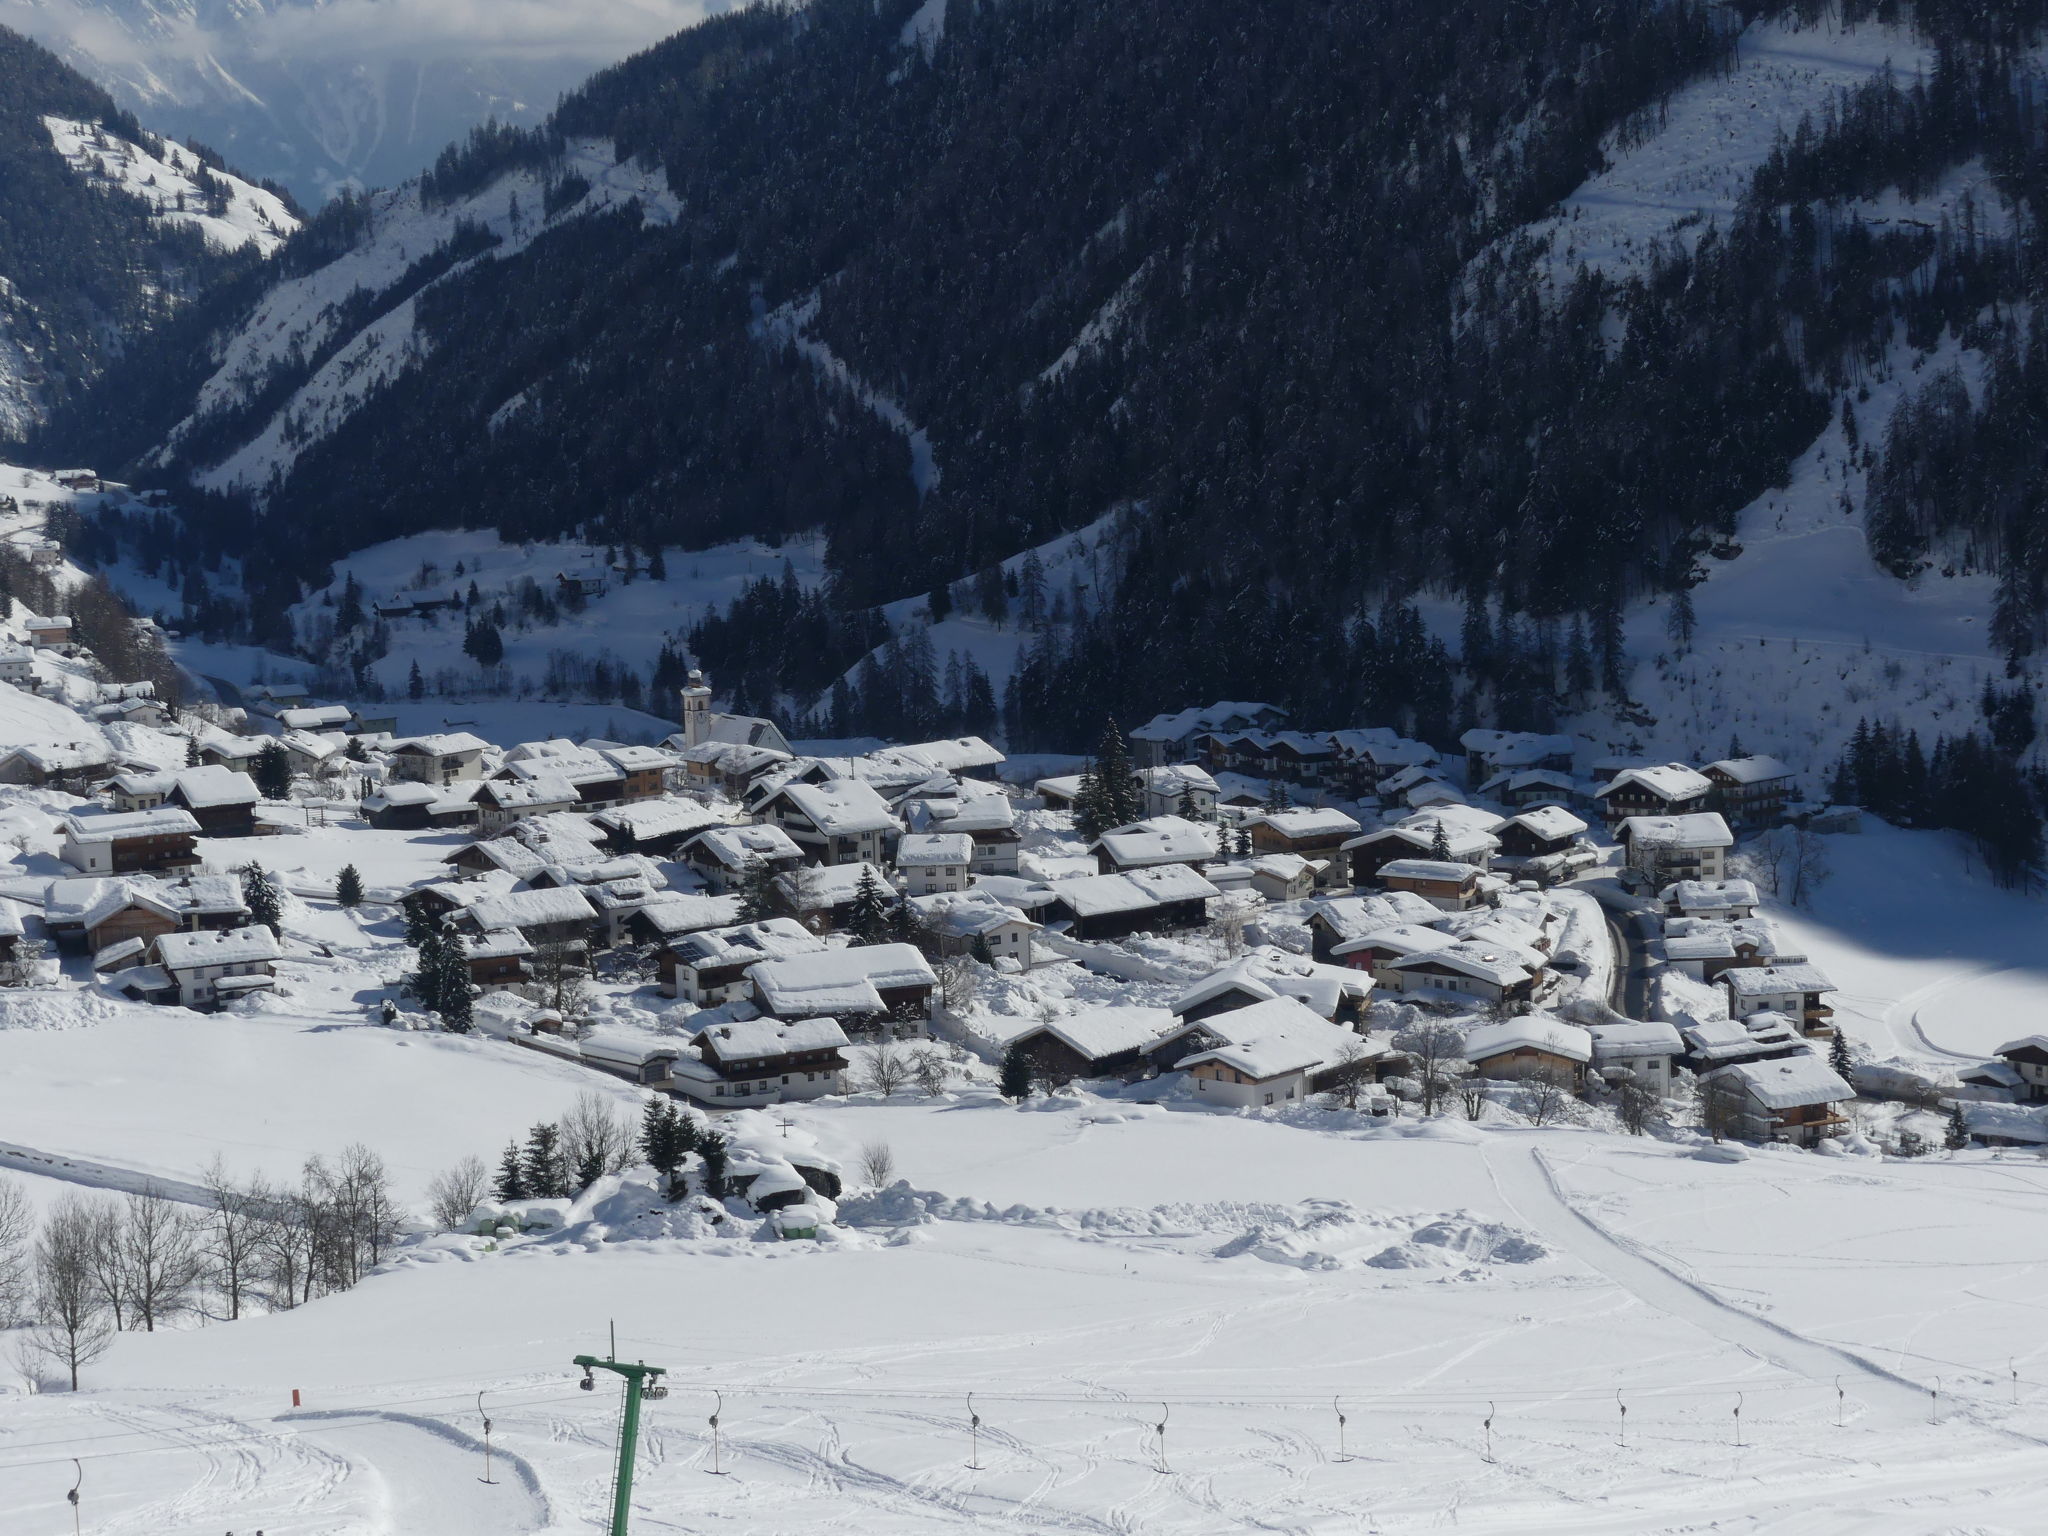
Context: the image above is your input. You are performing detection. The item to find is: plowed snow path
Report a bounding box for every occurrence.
[283,1411,549,1534]
[1482,1141,1931,1418]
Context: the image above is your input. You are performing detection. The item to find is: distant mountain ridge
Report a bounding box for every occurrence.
[0,23,293,444]
[0,0,726,202]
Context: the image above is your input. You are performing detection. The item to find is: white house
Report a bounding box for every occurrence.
[1587,1019,1684,1095]
[1135,764,1221,818]
[151,925,282,1009]
[1618,812,1734,885]
[1722,962,1837,1036]
[1701,1055,1853,1146]
[757,779,900,866]
[1661,878,1760,921]
[1149,996,1374,1110]
[895,831,976,896]
[909,889,1041,965]
[390,732,490,785]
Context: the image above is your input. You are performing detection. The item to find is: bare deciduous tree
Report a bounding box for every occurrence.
[859,1042,913,1096]
[527,940,593,1016]
[1323,1036,1379,1110]
[1208,893,1259,958]
[1699,1072,1748,1144]
[1786,827,1832,908]
[909,1045,953,1098]
[1615,1081,1661,1136]
[937,956,982,1013]
[26,1195,115,1389]
[199,1157,265,1322]
[1458,1078,1490,1122]
[426,1155,492,1230]
[857,1141,897,1189]
[1520,1069,1573,1127]
[559,1091,635,1185]
[1392,1014,1466,1118]
[0,1176,32,1325]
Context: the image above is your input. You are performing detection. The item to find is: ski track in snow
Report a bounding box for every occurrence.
[1484,1140,1933,1418]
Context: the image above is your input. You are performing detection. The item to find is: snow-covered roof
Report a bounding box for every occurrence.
[1705,1055,1851,1110]
[507,750,619,788]
[1706,755,1795,785]
[1461,729,1574,760]
[174,764,259,808]
[1329,921,1457,960]
[1378,857,1480,883]
[10,741,113,772]
[1019,1006,1175,1061]
[1132,702,1285,742]
[1034,774,1084,800]
[770,779,901,836]
[775,861,893,910]
[1249,852,1319,882]
[904,785,1016,835]
[670,918,826,971]
[1505,806,1587,842]
[908,888,1039,939]
[1166,997,1367,1082]
[864,737,1005,773]
[63,808,200,842]
[676,739,792,775]
[1587,1020,1684,1056]
[598,745,675,773]
[1996,1035,2048,1059]
[1246,807,1362,839]
[1618,812,1733,849]
[278,705,354,731]
[1465,1016,1593,1065]
[896,832,974,867]
[367,782,441,809]
[631,893,743,936]
[592,799,724,841]
[1386,941,1537,988]
[1138,763,1221,794]
[1597,763,1712,802]
[111,770,175,795]
[1661,878,1760,912]
[1172,964,1281,1015]
[1961,1103,2048,1144]
[463,927,535,960]
[479,774,581,808]
[156,925,281,970]
[697,1016,850,1062]
[1723,963,1835,998]
[1048,864,1220,918]
[1094,815,1213,867]
[1479,767,1578,795]
[395,732,490,756]
[464,888,600,931]
[686,823,804,870]
[1683,1013,1805,1062]
[750,943,936,1014]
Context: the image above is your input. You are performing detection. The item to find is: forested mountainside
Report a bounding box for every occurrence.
[36,0,2048,749]
[0,24,295,446]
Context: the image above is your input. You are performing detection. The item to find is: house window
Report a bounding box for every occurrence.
[1263,1092,1275,1106]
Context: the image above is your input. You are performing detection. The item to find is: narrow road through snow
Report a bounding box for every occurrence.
[1482,1140,1931,1418]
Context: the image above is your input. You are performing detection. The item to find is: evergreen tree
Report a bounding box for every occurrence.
[184,736,202,767]
[847,865,891,945]
[736,857,779,923]
[494,1141,528,1202]
[1666,586,1697,652]
[436,943,474,1033]
[1945,1102,1971,1152]
[463,619,504,668]
[401,894,434,948]
[697,1129,728,1198]
[241,862,283,936]
[1429,823,1454,863]
[1829,1028,1852,1083]
[410,925,449,1013]
[640,1095,682,1176]
[1175,784,1205,822]
[253,741,292,801]
[1092,720,1142,827]
[970,933,995,965]
[335,863,365,909]
[522,1124,568,1199]
[1000,1041,1033,1099]
[408,660,424,700]
[574,1144,607,1190]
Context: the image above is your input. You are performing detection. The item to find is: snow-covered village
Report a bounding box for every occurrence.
[0,449,2039,1531]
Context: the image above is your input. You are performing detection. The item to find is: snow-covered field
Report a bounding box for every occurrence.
[0,805,2039,1531]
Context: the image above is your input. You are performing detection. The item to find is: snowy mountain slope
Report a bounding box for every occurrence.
[0,24,285,443]
[0,0,735,202]
[1500,13,1937,293]
[42,113,298,254]
[166,137,678,496]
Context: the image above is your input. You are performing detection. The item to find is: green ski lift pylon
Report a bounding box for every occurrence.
[575,1349,670,1536]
